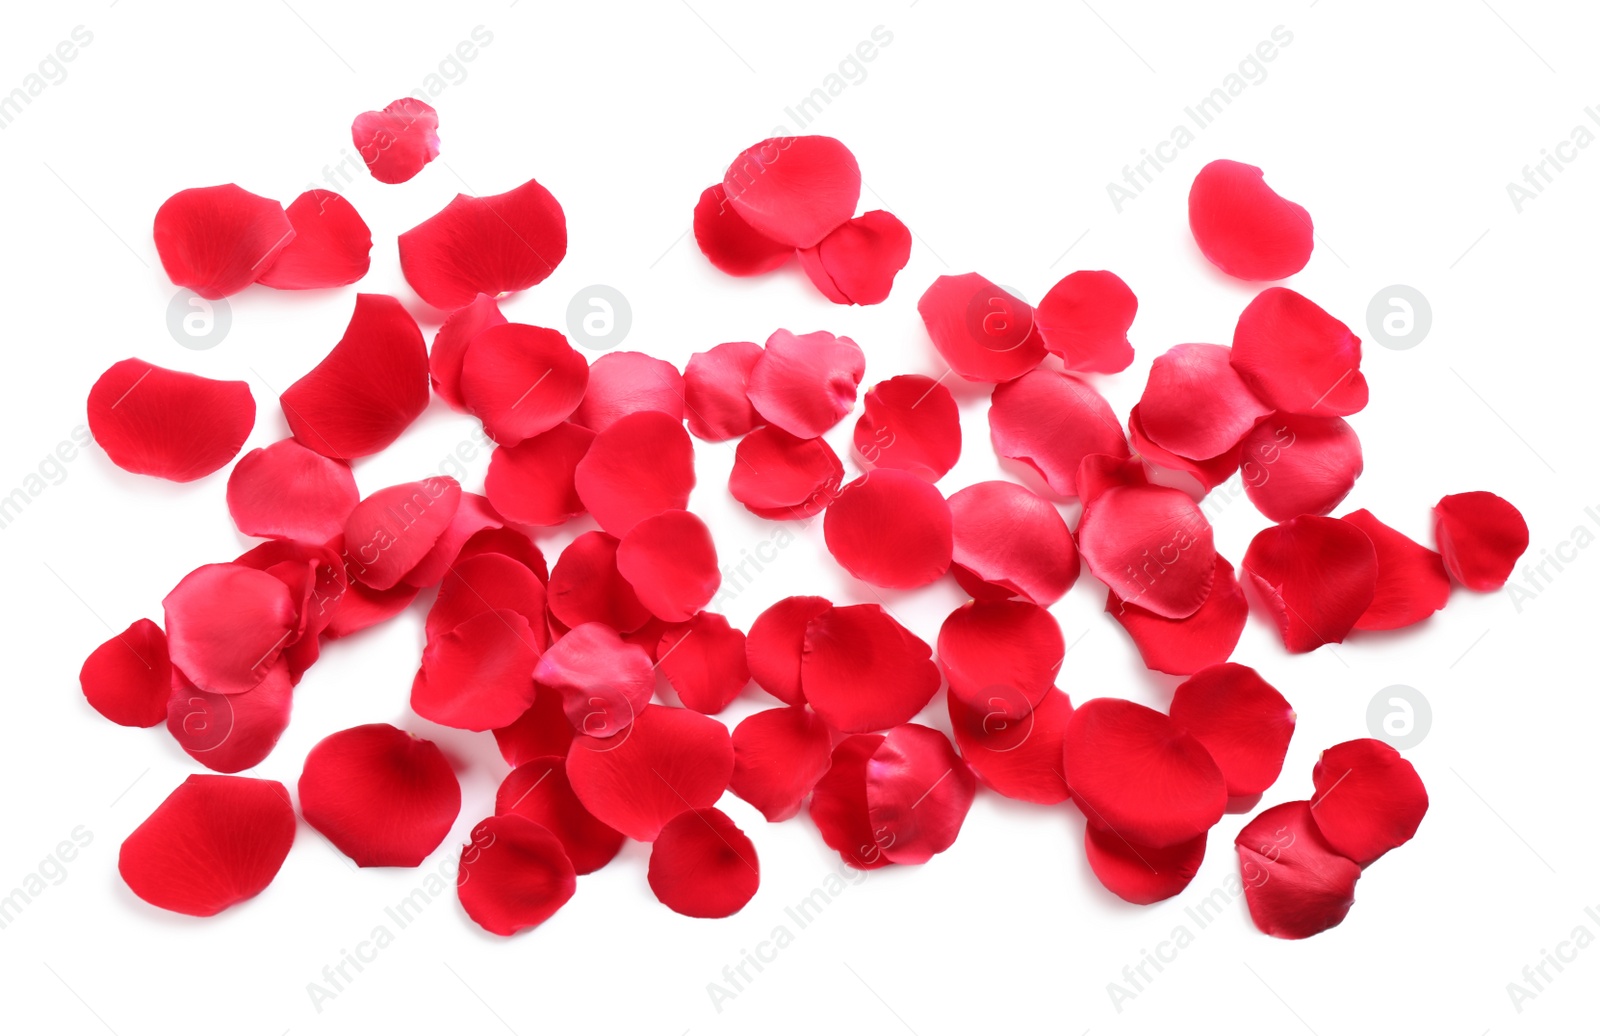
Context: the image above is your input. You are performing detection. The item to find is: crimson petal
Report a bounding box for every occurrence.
[80,619,171,728]
[1128,405,1241,494]
[722,135,860,248]
[1341,509,1451,629]
[456,815,576,936]
[410,609,539,731]
[535,622,654,739]
[570,351,685,432]
[547,531,650,633]
[167,662,294,772]
[1107,555,1248,676]
[617,510,720,622]
[574,410,696,536]
[87,359,254,482]
[485,422,594,527]
[658,613,749,714]
[1189,159,1313,281]
[693,184,792,275]
[1169,664,1295,798]
[797,210,912,305]
[1085,827,1207,905]
[824,470,952,589]
[496,756,624,874]
[163,563,296,695]
[801,604,940,733]
[341,477,462,590]
[399,177,567,310]
[989,370,1127,497]
[937,600,1063,717]
[1433,491,1529,591]
[853,374,961,481]
[918,273,1046,383]
[866,724,976,865]
[948,686,1072,805]
[460,323,589,446]
[152,184,293,299]
[729,426,842,521]
[747,329,864,439]
[352,97,440,184]
[684,341,764,441]
[948,481,1079,605]
[746,595,832,706]
[730,706,832,821]
[1231,288,1367,417]
[649,808,761,917]
[1236,801,1361,939]
[429,294,506,411]
[809,734,892,869]
[1078,485,1217,619]
[1309,738,1428,866]
[227,439,358,543]
[298,723,460,867]
[256,190,372,289]
[566,703,734,841]
[1241,413,1363,522]
[492,691,575,768]
[1242,515,1377,653]
[1034,270,1137,374]
[1138,343,1272,461]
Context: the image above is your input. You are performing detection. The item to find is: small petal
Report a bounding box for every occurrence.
[1086,827,1207,905]
[352,97,440,184]
[729,426,842,520]
[410,609,539,731]
[853,374,961,481]
[1341,509,1451,629]
[1137,343,1273,461]
[227,439,358,543]
[1034,270,1137,373]
[256,190,372,289]
[801,604,940,733]
[163,563,297,696]
[1232,288,1367,416]
[574,410,696,536]
[1107,555,1249,676]
[648,808,760,917]
[460,323,589,446]
[948,686,1072,805]
[809,734,892,869]
[1241,413,1363,522]
[456,815,576,936]
[399,178,567,310]
[747,328,865,439]
[1236,801,1361,939]
[547,531,650,633]
[617,510,720,622]
[166,662,294,773]
[496,756,623,874]
[1309,738,1428,866]
[87,359,254,482]
[730,706,832,821]
[1189,159,1313,281]
[684,341,764,441]
[823,470,952,589]
[989,370,1128,497]
[485,423,594,527]
[1433,491,1529,591]
[937,600,1063,717]
[152,184,293,299]
[797,210,912,305]
[1078,485,1217,619]
[746,596,832,706]
[693,184,792,275]
[1169,664,1295,798]
[341,477,462,591]
[866,724,976,865]
[722,135,860,248]
[657,613,749,714]
[918,273,1046,382]
[566,704,735,841]
[948,481,1079,605]
[492,691,575,768]
[570,351,685,432]
[429,294,506,411]
[535,622,654,739]
[80,619,171,728]
[1242,515,1378,652]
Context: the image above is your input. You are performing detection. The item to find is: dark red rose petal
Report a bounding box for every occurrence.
[484,422,594,527]
[648,807,760,917]
[1169,664,1295,798]
[352,97,440,184]
[163,563,296,695]
[458,526,549,583]
[152,184,293,299]
[341,477,462,591]
[1232,288,1367,417]
[429,294,506,411]
[493,691,575,768]
[1189,160,1313,281]
[80,619,171,728]
[546,531,651,633]
[1062,698,1226,848]
[746,596,832,706]
[948,481,1079,605]
[298,723,461,867]
[226,439,358,543]
[865,724,976,865]
[1076,452,1150,505]
[1078,485,1217,619]
[574,410,696,536]
[119,774,294,916]
[1127,405,1242,494]
[989,370,1128,497]
[657,613,749,714]
[693,183,793,276]
[1107,555,1248,676]
[938,600,1063,717]
[456,814,576,936]
[684,341,764,441]
[1034,270,1137,374]
[722,135,860,248]
[1138,343,1273,461]
[566,703,735,842]
[729,425,843,521]
[459,323,589,446]
[280,293,429,461]
[801,604,940,733]
[730,706,832,821]
[399,177,567,310]
[496,756,624,875]
[1236,800,1361,939]
[424,551,547,646]
[853,374,961,481]
[410,609,539,731]
[570,351,686,432]
[616,509,720,622]
[1242,515,1378,653]
[1340,509,1452,629]
[87,359,254,482]
[402,492,506,589]
[918,273,1047,383]
[256,190,372,289]
[797,210,912,305]
[1433,491,1529,591]
[167,661,294,772]
[1240,413,1363,522]
[1085,826,1207,905]
[824,470,952,589]
[534,622,654,739]
[948,686,1072,805]
[746,329,865,439]
[810,734,892,869]
[1310,738,1428,866]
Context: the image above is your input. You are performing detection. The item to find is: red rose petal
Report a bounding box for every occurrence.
[167,661,294,772]
[1085,826,1207,905]
[746,596,832,706]
[80,619,171,728]
[657,613,749,714]
[402,492,506,589]
[1169,664,1295,798]
[492,691,575,768]
[1341,509,1452,629]
[233,538,348,673]
[458,526,549,583]
[797,210,912,305]
[226,439,358,543]
[546,531,651,633]
[746,329,865,439]
[1106,555,1249,676]
[853,374,962,481]
[947,686,1072,805]
[617,510,720,621]
[352,97,440,184]
[693,183,793,275]
[824,470,952,589]
[1062,698,1226,847]
[722,135,860,248]
[1310,738,1428,866]
[534,622,654,738]
[1034,270,1137,374]
[341,477,462,591]
[459,323,589,446]
[163,563,297,695]
[1232,288,1367,417]
[1242,515,1378,653]
[119,774,294,916]
[484,422,594,527]
[1433,491,1529,591]
[948,481,1079,605]
[410,609,539,731]
[566,703,735,841]
[937,600,1063,717]
[572,410,695,536]
[298,723,461,867]
[1127,404,1242,493]
[496,756,624,874]
[570,351,686,432]
[1138,343,1273,461]
[280,293,429,461]
[256,190,372,289]
[323,578,419,639]
[1236,800,1361,939]
[989,370,1128,497]
[649,807,761,917]
[801,604,940,733]
[424,551,547,647]
[729,425,843,520]
[1078,485,1217,619]
[918,273,1047,383]
[456,814,576,936]
[730,706,833,821]
[152,184,293,299]
[429,294,506,411]
[1241,413,1363,522]
[809,733,892,869]
[399,177,567,310]
[87,359,254,482]
[684,341,764,441]
[865,724,976,865]
[1189,159,1313,281]
[1076,452,1150,505]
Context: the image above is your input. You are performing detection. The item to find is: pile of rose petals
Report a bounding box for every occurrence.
[81,130,1527,940]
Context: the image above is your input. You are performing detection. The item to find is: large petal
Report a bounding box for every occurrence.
[87,359,254,482]
[298,724,460,867]
[152,184,293,299]
[989,370,1127,497]
[801,604,940,733]
[722,135,860,248]
[399,178,567,309]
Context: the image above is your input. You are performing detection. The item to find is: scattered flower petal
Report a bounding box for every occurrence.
[534,622,654,739]
[948,686,1072,805]
[352,97,440,184]
[746,596,832,706]
[1169,664,1295,798]
[1340,509,1451,629]
[1188,160,1313,280]
[617,509,720,622]
[824,470,952,589]
[648,807,760,917]
[1309,739,1428,866]
[684,341,764,441]
[399,177,567,310]
[87,359,254,482]
[1034,270,1137,373]
[801,604,940,733]
[853,374,961,480]
[989,370,1127,497]
[1086,826,1207,905]
[341,477,462,591]
[865,724,976,865]
[574,410,696,535]
[456,815,576,936]
[570,351,685,432]
[429,294,506,410]
[152,184,293,299]
[1241,413,1363,522]
[729,425,842,520]
[797,210,912,305]
[1078,485,1217,619]
[566,703,735,841]
[722,135,860,248]
[1242,515,1378,652]
[227,439,358,543]
[1236,800,1361,939]
[496,756,624,874]
[658,613,749,714]
[1433,491,1529,591]
[730,706,832,821]
[1137,343,1273,461]
[693,184,792,275]
[948,481,1079,605]
[918,273,1046,382]
[80,619,171,728]
[298,723,460,867]
[1106,555,1248,675]
[1231,288,1367,417]
[256,189,372,289]
[747,329,865,438]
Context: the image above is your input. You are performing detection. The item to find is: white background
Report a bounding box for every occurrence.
[2,1,1596,1033]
